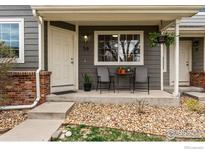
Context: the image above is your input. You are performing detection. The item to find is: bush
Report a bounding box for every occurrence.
[183,97,205,113]
[0,41,15,103]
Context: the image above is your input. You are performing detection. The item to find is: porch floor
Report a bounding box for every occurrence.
[47,90,179,106]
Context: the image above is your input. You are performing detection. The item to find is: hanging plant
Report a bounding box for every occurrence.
[148,32,176,48]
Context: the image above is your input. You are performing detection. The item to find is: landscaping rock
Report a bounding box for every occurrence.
[0,110,28,131]
[65,131,72,137]
[64,102,205,137]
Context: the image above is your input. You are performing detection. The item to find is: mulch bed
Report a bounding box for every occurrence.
[64,101,205,138]
[0,110,28,134]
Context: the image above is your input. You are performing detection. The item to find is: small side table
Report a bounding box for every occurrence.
[115,72,134,92]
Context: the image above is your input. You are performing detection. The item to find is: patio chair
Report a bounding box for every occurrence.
[96,67,115,93]
[133,67,150,94]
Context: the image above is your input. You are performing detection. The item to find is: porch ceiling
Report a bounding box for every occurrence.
[32,5,202,25]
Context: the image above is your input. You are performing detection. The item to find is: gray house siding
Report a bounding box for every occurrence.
[78,26,161,90]
[192,37,204,72]
[0,5,38,70]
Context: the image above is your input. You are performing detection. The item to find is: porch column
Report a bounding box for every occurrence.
[173,19,180,96]
[160,42,164,91]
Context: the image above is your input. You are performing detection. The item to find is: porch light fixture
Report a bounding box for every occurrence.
[83,35,88,42]
[112,34,118,38]
[83,34,89,51]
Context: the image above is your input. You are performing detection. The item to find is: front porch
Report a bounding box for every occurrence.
[46,90,179,106]
[31,5,204,104]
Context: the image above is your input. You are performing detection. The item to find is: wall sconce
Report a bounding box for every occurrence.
[83,34,89,51]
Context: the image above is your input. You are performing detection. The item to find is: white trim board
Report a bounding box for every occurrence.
[74,24,79,90]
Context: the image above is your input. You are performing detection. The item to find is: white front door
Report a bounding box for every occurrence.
[48,26,75,92]
[170,40,192,86]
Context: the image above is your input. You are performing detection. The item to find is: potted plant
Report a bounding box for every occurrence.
[82,73,92,91]
[117,67,126,74]
[148,32,176,48]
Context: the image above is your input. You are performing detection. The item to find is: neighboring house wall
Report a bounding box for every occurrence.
[0,6,51,106]
[78,26,161,90]
[0,71,51,106]
[0,5,38,70]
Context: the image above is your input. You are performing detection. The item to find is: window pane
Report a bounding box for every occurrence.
[11,41,19,49]
[11,24,19,40]
[2,33,10,40]
[2,24,10,33]
[119,34,141,62]
[14,49,19,57]
[0,24,1,37]
[4,40,10,47]
[11,41,19,58]
[11,24,19,33]
[0,23,20,58]
[11,32,19,40]
[98,34,118,62]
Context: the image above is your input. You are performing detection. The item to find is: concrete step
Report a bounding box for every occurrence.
[28,102,74,120]
[0,119,62,141]
[184,92,205,101]
[164,86,204,94]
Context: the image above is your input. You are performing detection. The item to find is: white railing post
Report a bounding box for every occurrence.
[173,19,180,97]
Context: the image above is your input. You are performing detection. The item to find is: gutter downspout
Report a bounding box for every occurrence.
[0,10,43,110]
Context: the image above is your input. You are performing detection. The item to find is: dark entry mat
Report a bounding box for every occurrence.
[53,91,76,95]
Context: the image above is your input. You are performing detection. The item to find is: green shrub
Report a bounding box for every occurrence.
[183,98,205,113]
[82,73,92,84]
[0,41,16,103]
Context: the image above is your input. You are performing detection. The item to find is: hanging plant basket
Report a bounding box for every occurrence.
[157,35,167,43]
[148,32,176,48]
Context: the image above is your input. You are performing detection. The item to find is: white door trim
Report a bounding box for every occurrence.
[169,40,192,86]
[48,24,77,92]
[74,24,79,90]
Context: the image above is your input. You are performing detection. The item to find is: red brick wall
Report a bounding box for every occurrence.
[0,71,51,106]
[190,72,205,89]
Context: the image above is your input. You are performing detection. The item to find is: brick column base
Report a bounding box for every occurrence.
[0,71,51,106]
[190,72,205,88]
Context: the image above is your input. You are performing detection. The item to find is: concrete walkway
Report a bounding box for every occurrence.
[184,92,205,101]
[0,102,74,141]
[28,102,74,119]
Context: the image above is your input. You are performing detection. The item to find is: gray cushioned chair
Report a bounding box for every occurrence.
[96,67,115,93]
[133,67,150,94]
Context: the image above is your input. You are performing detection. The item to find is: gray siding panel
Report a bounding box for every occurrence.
[79,26,161,90]
[0,5,38,70]
[192,38,204,72]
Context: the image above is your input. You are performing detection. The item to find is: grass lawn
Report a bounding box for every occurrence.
[52,124,164,141]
